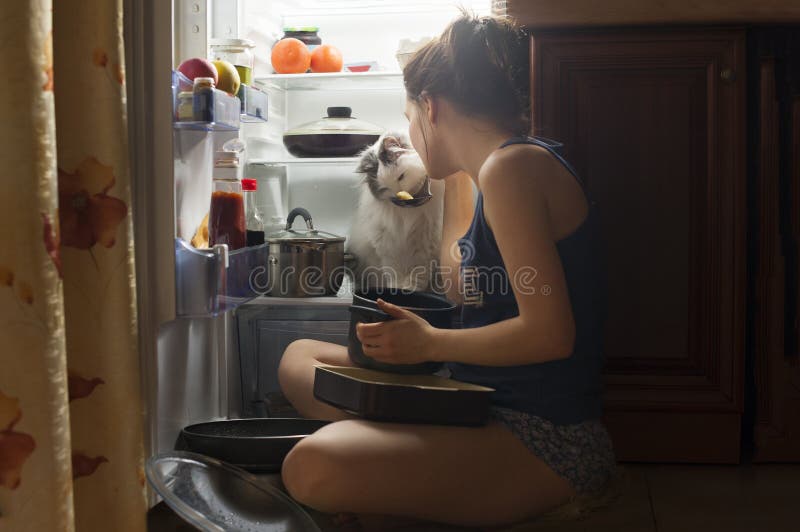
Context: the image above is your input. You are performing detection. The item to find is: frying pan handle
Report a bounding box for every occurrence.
[349,305,391,324]
[286,207,313,231]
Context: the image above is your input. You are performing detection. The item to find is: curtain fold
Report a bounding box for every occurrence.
[0,0,146,530]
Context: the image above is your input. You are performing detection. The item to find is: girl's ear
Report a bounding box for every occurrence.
[421,92,438,127]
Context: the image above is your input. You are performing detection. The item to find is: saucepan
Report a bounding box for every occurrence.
[178,418,331,473]
[348,287,456,374]
[264,207,349,297]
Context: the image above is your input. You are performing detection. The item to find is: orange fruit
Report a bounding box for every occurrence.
[271,38,311,74]
[310,44,343,73]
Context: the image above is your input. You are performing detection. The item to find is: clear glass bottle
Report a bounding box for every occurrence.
[242,178,265,246]
[209,155,245,250]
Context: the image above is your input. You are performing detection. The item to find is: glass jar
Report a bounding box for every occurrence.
[192,77,216,122]
[209,152,245,250]
[209,38,256,86]
[280,27,321,51]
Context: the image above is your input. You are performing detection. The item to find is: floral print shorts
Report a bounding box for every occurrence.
[488,406,617,495]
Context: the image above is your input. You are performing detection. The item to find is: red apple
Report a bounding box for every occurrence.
[178,57,219,85]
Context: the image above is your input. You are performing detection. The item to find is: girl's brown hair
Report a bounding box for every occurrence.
[403,13,530,136]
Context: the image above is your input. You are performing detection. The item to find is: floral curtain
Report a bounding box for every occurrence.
[0,0,146,530]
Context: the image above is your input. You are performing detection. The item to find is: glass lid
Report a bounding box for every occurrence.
[284,107,384,136]
[146,451,320,532]
[266,207,345,243]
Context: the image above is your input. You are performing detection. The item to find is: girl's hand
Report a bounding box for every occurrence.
[355,299,441,365]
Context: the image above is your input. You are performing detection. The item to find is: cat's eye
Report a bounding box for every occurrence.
[398,173,405,181]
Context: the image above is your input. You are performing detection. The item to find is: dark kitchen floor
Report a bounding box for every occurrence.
[147,463,800,532]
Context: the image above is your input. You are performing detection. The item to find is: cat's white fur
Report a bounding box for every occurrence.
[348,133,444,291]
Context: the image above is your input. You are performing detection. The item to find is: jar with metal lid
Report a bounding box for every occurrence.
[209,38,256,86]
[280,27,321,50]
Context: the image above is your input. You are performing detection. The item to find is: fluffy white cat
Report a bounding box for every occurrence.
[348,132,444,292]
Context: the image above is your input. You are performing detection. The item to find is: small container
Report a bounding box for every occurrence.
[280,27,321,50]
[242,178,265,247]
[209,38,256,86]
[176,91,194,120]
[193,77,216,122]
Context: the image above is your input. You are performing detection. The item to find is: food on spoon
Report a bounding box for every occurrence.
[396,191,414,201]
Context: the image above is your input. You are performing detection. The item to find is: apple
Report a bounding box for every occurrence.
[212,59,241,95]
[178,57,218,85]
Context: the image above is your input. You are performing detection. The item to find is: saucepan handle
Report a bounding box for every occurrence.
[286,207,313,231]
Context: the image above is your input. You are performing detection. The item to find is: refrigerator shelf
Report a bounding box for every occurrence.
[254,71,403,92]
[248,157,360,166]
[175,238,269,317]
[173,121,239,132]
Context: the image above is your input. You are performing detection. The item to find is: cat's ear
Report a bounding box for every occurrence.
[383,135,403,151]
[379,135,407,164]
[356,148,379,178]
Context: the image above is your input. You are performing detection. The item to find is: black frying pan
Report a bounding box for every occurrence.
[178,418,330,473]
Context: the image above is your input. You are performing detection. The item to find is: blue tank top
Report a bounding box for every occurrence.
[448,136,607,425]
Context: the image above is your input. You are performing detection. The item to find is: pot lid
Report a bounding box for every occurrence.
[209,37,255,49]
[145,451,320,532]
[266,207,346,243]
[284,107,384,137]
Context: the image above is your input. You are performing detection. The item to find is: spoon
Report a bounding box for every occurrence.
[390,176,433,208]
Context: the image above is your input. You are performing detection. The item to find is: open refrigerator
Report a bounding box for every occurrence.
[124,0,498,464]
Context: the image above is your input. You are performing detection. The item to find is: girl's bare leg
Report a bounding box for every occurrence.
[281,417,576,527]
[278,339,359,421]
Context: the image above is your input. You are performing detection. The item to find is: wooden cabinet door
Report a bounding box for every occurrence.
[532,28,747,462]
[751,28,800,462]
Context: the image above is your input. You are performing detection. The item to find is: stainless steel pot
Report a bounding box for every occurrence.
[265,207,346,297]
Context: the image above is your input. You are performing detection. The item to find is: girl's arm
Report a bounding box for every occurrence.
[358,150,577,367]
[439,171,474,303]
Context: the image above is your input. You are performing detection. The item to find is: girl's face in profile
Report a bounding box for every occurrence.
[404,97,456,180]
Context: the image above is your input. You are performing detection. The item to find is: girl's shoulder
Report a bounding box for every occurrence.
[478,142,559,192]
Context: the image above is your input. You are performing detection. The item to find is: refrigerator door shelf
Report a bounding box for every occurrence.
[172,70,241,131]
[238,84,268,123]
[175,238,269,317]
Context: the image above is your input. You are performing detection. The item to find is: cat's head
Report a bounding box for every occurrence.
[356,132,428,201]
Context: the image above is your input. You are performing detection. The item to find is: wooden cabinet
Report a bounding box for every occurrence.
[526,25,800,462]
[531,28,748,462]
[750,28,800,462]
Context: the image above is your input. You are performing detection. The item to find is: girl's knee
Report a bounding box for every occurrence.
[281,436,345,512]
[278,339,314,387]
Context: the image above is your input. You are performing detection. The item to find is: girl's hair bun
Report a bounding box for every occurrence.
[404,12,530,135]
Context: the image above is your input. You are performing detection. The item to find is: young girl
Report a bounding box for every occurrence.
[277,13,616,528]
